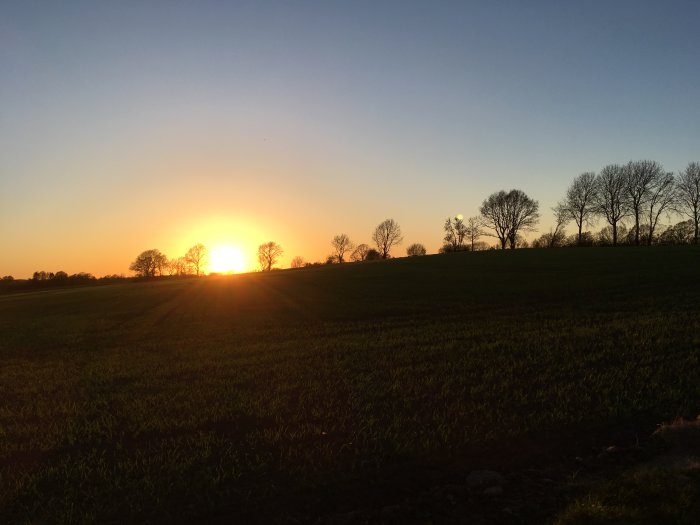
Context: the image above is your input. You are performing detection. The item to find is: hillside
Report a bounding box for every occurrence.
[1,247,699,523]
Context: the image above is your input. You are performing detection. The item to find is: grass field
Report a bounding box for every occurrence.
[1,247,699,523]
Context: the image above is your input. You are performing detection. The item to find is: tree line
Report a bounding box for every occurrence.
[3,160,697,288]
[540,160,699,248]
[96,158,700,282]
[438,160,700,252]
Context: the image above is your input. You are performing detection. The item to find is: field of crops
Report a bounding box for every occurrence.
[1,247,699,523]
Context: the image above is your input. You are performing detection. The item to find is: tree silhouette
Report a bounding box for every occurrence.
[406,243,427,256]
[129,249,168,277]
[549,203,569,248]
[659,219,694,244]
[465,217,483,252]
[290,256,305,269]
[480,190,539,249]
[624,160,664,245]
[351,243,370,262]
[257,242,283,271]
[564,172,597,246]
[185,243,208,276]
[676,162,700,244]
[168,257,189,276]
[330,234,354,263]
[365,249,382,261]
[646,171,676,245]
[594,165,628,246]
[443,216,467,251]
[372,219,403,259]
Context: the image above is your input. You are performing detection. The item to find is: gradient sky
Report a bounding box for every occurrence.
[2,1,699,277]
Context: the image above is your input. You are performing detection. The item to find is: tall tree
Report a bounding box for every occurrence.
[624,160,664,245]
[676,162,700,244]
[443,216,467,251]
[646,171,676,245]
[479,189,539,249]
[185,243,208,276]
[549,203,569,248]
[564,172,597,245]
[372,219,403,259]
[257,242,283,271]
[594,165,628,246]
[129,249,168,277]
[330,234,354,263]
[465,216,483,252]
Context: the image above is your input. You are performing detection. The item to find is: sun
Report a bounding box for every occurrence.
[209,245,245,274]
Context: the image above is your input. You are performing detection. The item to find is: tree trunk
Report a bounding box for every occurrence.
[578,222,583,246]
[612,222,618,246]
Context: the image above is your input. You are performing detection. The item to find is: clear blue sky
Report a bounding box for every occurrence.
[1,1,699,276]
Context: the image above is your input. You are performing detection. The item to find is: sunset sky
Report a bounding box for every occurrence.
[2,1,699,277]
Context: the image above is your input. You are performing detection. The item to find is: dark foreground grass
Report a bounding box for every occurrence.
[1,247,699,523]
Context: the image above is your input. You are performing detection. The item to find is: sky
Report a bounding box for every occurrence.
[1,1,699,277]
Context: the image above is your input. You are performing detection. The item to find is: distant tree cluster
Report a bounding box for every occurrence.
[31,271,97,283]
[292,218,415,268]
[440,215,485,252]
[129,243,209,277]
[0,270,126,294]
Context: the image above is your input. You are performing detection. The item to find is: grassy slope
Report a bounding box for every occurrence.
[1,247,699,523]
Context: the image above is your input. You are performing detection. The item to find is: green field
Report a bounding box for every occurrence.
[1,247,699,524]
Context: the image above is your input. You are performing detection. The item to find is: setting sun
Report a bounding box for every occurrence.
[209,246,245,274]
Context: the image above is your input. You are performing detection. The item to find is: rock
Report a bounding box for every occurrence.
[466,470,504,488]
[483,486,503,496]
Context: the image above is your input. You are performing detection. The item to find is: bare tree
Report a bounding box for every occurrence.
[564,172,597,245]
[406,243,427,256]
[624,160,664,245]
[257,242,283,271]
[290,256,305,269]
[549,203,569,248]
[443,216,467,251]
[676,162,700,244]
[350,243,370,262]
[330,234,354,263]
[167,257,188,276]
[646,171,676,245]
[479,192,510,249]
[465,216,483,252]
[129,249,168,277]
[594,165,628,246]
[479,189,539,249]
[372,219,403,259]
[185,243,208,276]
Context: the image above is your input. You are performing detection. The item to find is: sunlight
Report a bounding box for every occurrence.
[209,245,245,274]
